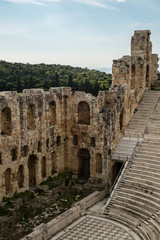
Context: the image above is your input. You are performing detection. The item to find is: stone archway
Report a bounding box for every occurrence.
[28,155,37,186]
[17,165,24,188]
[78,148,90,180]
[5,168,11,193]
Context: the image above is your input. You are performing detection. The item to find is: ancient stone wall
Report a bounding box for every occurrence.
[112,30,159,130]
[0,30,158,202]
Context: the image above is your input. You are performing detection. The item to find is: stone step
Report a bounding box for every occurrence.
[125,172,160,184]
[122,178,160,194]
[135,153,160,161]
[117,187,160,205]
[137,150,160,157]
[129,168,160,179]
[110,202,160,236]
[130,165,160,175]
[107,207,157,240]
[133,159,160,168]
[112,197,159,218]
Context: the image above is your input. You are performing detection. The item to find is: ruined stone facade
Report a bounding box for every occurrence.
[0,30,158,202]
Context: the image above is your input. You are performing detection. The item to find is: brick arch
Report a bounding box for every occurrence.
[1,107,12,135]
[78,101,90,125]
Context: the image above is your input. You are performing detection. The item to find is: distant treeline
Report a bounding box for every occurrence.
[0,61,112,96]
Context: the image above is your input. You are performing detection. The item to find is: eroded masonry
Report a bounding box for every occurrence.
[0,30,158,202]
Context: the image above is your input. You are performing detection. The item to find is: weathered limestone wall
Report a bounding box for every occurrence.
[0,30,158,202]
[0,85,124,201]
[112,30,159,130]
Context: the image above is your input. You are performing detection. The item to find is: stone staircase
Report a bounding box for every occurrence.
[104,91,160,240]
[125,91,160,138]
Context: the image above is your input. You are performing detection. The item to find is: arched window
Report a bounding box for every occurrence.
[1,107,12,135]
[78,148,90,180]
[131,64,136,89]
[78,101,90,125]
[49,101,56,125]
[5,168,11,193]
[41,156,46,179]
[27,104,36,130]
[96,153,102,174]
[17,165,24,188]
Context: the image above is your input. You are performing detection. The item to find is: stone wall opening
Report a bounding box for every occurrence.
[27,104,36,130]
[49,101,56,125]
[56,136,61,146]
[11,148,18,161]
[51,152,57,173]
[5,168,11,193]
[0,153,2,165]
[1,107,12,135]
[38,141,41,152]
[146,64,150,87]
[41,156,46,179]
[46,139,49,150]
[112,161,123,185]
[73,135,78,145]
[21,145,28,157]
[28,155,37,186]
[96,153,102,174]
[17,165,24,188]
[78,148,90,180]
[78,101,90,125]
[90,137,95,147]
[131,64,136,89]
[119,109,124,131]
[139,64,144,88]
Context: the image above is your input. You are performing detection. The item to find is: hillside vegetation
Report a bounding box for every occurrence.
[0,61,112,96]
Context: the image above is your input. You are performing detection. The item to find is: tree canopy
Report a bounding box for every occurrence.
[0,60,112,96]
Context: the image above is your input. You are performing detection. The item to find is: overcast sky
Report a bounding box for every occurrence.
[0,0,160,69]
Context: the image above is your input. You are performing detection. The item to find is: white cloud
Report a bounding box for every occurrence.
[72,0,112,9]
[116,0,126,2]
[2,0,61,6]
